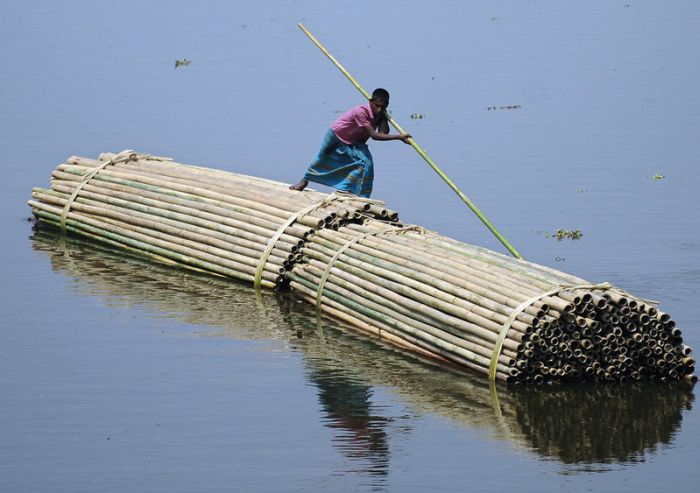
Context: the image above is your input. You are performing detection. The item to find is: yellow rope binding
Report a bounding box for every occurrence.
[254,192,347,289]
[60,150,147,233]
[488,282,613,382]
[315,226,424,313]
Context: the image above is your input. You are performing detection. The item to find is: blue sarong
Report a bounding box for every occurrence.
[304,128,374,198]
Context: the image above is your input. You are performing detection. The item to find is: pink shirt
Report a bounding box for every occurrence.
[331,103,378,145]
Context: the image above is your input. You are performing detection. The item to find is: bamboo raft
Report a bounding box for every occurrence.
[28,151,696,385]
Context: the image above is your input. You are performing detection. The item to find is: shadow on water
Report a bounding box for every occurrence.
[30,226,695,472]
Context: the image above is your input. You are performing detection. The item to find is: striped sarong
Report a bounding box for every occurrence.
[304,128,374,198]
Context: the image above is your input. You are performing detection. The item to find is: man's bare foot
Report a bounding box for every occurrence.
[289,179,308,191]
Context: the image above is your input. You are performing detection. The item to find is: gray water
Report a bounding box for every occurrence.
[2,1,699,491]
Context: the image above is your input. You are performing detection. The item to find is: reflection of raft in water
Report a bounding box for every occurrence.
[28,152,696,385]
[31,230,696,467]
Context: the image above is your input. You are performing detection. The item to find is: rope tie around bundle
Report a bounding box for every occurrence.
[254,192,359,289]
[59,150,159,233]
[314,225,427,312]
[488,282,613,381]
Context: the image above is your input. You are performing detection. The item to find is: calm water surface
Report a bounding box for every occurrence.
[2,1,699,491]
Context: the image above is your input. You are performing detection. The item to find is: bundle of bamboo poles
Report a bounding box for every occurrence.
[287,221,696,385]
[28,151,695,385]
[28,151,398,290]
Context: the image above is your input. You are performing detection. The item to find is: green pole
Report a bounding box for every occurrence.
[298,23,523,259]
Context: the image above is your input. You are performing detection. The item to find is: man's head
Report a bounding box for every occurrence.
[369,88,390,114]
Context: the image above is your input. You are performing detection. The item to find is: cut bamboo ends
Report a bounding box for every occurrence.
[28,152,695,386]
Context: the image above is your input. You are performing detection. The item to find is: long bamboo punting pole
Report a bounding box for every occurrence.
[297,22,523,260]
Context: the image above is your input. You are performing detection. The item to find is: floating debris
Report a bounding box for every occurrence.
[175,58,192,69]
[487,105,522,111]
[410,113,426,119]
[556,229,583,241]
[653,174,666,181]
[537,229,583,241]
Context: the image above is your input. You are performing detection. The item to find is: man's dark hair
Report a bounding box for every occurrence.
[371,88,390,103]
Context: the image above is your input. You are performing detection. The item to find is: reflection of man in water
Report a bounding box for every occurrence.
[309,367,390,476]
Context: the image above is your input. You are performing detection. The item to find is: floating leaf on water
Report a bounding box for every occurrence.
[555,228,583,241]
[653,174,665,181]
[175,58,192,69]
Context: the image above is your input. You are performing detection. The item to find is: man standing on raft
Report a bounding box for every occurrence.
[289,88,412,198]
